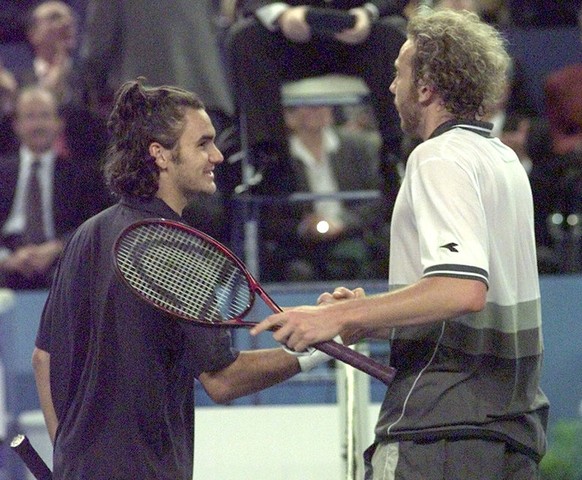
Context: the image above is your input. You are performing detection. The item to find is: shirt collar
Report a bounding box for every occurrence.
[289,126,340,168]
[120,196,183,221]
[429,119,494,140]
[20,145,56,169]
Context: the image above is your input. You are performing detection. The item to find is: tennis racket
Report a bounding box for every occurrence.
[112,219,396,385]
[10,434,52,480]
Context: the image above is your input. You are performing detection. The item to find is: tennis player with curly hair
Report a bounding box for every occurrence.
[252,8,549,479]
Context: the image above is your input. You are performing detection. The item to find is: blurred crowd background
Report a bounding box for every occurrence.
[1,0,582,287]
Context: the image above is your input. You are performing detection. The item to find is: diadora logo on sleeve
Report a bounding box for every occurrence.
[440,242,459,252]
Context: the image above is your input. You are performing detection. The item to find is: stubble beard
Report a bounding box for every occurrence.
[399,87,421,138]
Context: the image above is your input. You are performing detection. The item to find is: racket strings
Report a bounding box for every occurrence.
[116,224,252,322]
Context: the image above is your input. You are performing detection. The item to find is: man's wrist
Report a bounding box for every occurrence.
[286,335,344,372]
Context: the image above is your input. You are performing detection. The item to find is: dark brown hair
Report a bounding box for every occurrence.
[103,79,204,198]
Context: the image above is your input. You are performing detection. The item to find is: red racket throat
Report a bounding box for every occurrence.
[113,219,396,385]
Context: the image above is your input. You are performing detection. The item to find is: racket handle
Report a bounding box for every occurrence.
[10,434,53,480]
[313,340,397,385]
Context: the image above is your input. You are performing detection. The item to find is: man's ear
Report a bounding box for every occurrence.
[149,142,167,169]
[418,83,433,104]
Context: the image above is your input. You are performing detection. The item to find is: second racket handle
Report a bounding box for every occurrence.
[313,340,397,385]
[10,434,53,480]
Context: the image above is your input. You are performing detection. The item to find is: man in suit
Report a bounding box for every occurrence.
[0,86,110,289]
[4,1,109,165]
[260,104,385,281]
[226,0,407,215]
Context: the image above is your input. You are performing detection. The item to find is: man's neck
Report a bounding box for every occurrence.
[296,130,324,161]
[421,109,456,141]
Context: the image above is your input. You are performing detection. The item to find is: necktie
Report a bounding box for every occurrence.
[23,158,46,245]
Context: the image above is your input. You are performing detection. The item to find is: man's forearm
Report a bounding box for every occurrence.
[32,347,59,444]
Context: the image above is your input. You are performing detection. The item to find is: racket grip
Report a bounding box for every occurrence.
[313,340,397,385]
[10,434,53,480]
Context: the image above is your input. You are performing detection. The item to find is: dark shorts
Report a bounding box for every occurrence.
[364,438,540,480]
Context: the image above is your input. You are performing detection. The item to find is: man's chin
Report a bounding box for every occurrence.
[199,183,217,196]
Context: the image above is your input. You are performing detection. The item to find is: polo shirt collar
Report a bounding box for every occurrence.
[120,196,182,221]
[429,119,494,140]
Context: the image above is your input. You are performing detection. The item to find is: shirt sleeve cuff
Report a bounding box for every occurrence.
[255,3,290,30]
[363,3,380,21]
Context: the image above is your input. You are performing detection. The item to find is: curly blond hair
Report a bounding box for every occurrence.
[407,8,510,118]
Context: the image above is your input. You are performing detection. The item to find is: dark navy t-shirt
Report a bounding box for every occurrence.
[36,196,239,480]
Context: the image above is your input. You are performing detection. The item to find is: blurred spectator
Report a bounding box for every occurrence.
[19,0,81,104]
[224,1,407,218]
[80,0,234,130]
[0,86,110,289]
[259,104,385,281]
[544,14,582,190]
[544,45,582,158]
[3,1,110,165]
[545,64,582,158]
[539,6,582,272]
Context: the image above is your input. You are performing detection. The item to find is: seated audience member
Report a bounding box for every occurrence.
[0,87,111,289]
[20,0,80,104]
[544,65,582,160]
[225,1,407,217]
[13,0,109,163]
[259,104,385,281]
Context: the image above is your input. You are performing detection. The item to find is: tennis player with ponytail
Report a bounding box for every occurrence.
[252,8,549,480]
[31,79,334,479]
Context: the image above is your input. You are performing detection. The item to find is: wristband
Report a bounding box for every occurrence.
[284,335,343,372]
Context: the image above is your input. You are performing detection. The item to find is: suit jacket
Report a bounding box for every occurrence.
[238,0,408,17]
[80,0,234,116]
[261,127,383,242]
[0,152,112,247]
